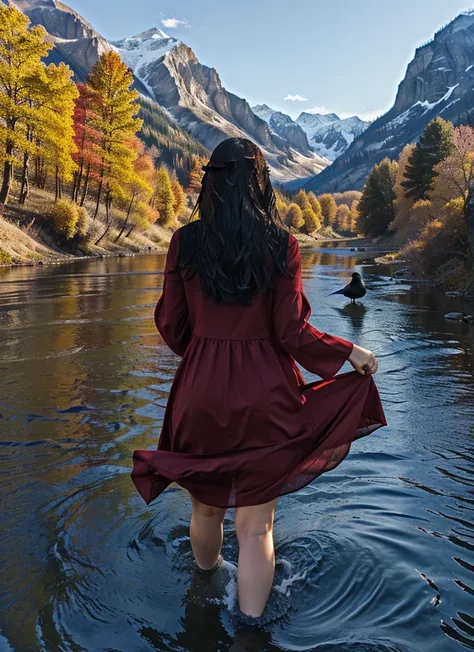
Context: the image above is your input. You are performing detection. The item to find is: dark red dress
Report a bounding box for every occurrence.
[131,229,386,507]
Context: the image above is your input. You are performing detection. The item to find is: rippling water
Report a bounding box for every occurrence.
[0,247,473,652]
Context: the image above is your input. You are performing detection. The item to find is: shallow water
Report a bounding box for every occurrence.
[0,247,473,652]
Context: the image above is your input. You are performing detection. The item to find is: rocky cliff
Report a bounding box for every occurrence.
[300,10,474,193]
[8,0,111,80]
[252,104,313,154]
[113,33,329,182]
[296,113,370,161]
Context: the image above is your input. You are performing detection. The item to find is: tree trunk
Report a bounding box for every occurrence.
[36,156,47,189]
[73,158,84,203]
[55,167,60,202]
[71,172,78,201]
[94,189,112,245]
[19,151,30,205]
[94,176,103,218]
[80,164,90,207]
[0,143,14,206]
[125,224,134,239]
[115,192,135,242]
[95,221,113,245]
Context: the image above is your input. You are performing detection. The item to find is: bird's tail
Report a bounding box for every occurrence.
[325,288,345,297]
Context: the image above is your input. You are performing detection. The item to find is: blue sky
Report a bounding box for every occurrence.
[72,0,473,121]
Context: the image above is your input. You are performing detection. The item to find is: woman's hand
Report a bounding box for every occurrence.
[349,344,378,376]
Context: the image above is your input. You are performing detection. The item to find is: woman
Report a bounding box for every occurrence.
[132,138,386,618]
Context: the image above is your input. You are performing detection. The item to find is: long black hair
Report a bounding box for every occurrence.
[179,138,289,304]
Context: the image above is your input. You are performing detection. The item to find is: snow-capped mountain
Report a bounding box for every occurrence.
[296,113,371,161]
[112,28,177,76]
[5,0,329,183]
[111,32,329,182]
[301,10,474,193]
[252,104,369,163]
[252,105,313,154]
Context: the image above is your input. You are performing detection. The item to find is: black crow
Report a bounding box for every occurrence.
[327,272,366,304]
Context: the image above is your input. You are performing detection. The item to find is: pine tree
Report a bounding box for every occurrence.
[318,194,337,227]
[188,156,204,193]
[86,51,142,231]
[0,5,51,204]
[155,167,176,227]
[287,203,304,230]
[402,117,455,201]
[358,158,398,237]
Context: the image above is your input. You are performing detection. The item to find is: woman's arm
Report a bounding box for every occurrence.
[273,235,374,381]
[154,230,191,357]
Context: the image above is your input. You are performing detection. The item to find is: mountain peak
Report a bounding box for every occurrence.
[297,112,340,124]
[131,27,170,41]
[111,28,179,87]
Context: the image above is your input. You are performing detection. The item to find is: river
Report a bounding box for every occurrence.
[0,246,473,652]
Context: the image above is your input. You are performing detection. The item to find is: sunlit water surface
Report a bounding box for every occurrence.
[0,246,473,652]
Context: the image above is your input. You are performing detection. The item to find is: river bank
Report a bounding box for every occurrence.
[0,206,346,269]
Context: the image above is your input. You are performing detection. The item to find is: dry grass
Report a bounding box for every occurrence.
[0,182,173,265]
[0,214,66,264]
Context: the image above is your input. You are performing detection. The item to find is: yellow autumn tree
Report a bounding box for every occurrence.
[170,173,186,218]
[188,156,204,194]
[335,204,352,232]
[302,208,320,234]
[275,189,289,223]
[307,192,323,224]
[350,199,360,233]
[115,138,155,241]
[390,144,416,239]
[86,51,142,230]
[155,167,176,228]
[0,5,51,204]
[36,63,79,201]
[287,203,304,230]
[318,193,337,227]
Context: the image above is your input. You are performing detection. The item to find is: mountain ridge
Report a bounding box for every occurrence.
[252,104,370,163]
[112,31,329,182]
[299,10,474,193]
[5,0,329,182]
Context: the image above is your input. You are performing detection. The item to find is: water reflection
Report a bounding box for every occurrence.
[331,302,367,330]
[0,251,473,651]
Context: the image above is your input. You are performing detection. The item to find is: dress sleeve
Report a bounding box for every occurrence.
[272,235,354,381]
[154,230,191,357]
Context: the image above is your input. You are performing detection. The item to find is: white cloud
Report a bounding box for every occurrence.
[161,18,187,29]
[284,94,308,102]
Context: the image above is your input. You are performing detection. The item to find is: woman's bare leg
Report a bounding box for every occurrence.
[235,499,278,617]
[189,495,227,571]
